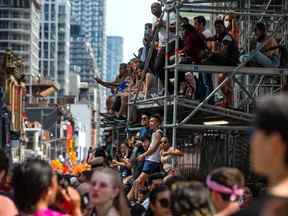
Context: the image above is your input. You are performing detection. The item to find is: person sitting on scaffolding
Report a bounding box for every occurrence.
[178,18,206,97]
[138,23,153,63]
[204,19,239,67]
[214,15,239,108]
[194,16,213,39]
[137,56,158,99]
[128,60,144,98]
[151,1,176,95]
[179,17,206,64]
[201,19,239,105]
[95,63,129,120]
[240,22,280,68]
[194,15,213,51]
[223,14,240,48]
[136,22,160,99]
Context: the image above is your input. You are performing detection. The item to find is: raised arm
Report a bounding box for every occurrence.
[169,148,184,156]
[95,77,119,88]
[162,148,184,157]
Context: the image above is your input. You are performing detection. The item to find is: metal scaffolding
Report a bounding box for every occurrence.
[126,0,288,176]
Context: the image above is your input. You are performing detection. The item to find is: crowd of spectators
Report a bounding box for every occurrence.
[0,93,288,215]
[96,1,286,117]
[1,1,288,216]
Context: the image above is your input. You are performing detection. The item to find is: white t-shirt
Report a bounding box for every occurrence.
[202,29,213,39]
[153,12,176,47]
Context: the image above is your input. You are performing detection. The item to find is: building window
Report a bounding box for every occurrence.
[51,4,55,21]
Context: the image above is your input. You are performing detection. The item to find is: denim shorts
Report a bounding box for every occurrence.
[142,160,161,174]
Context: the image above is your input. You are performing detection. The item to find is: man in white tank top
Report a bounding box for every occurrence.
[137,114,162,171]
[129,114,163,202]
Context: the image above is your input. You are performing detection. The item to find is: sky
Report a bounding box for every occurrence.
[106,0,155,62]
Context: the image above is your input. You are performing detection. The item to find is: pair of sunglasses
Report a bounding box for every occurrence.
[158,198,170,208]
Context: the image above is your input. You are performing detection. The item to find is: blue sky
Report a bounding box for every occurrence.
[106,0,155,62]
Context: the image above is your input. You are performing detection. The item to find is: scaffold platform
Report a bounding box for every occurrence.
[167,64,288,75]
[131,96,253,125]
[105,0,288,179]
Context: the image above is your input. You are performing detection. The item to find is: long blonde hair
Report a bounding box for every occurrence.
[92,167,131,216]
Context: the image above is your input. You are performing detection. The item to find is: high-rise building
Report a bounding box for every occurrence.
[70,24,103,113]
[70,0,106,146]
[39,0,71,100]
[106,36,123,81]
[0,0,41,79]
[70,26,94,84]
[57,0,70,96]
[70,0,106,80]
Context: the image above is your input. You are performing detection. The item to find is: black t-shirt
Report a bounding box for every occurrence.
[234,194,288,216]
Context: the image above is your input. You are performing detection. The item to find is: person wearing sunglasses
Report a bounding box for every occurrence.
[145,185,172,216]
[87,167,130,216]
[160,136,183,176]
[139,114,152,140]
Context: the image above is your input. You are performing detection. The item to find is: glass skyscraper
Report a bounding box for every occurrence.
[106,36,123,81]
[70,0,106,80]
[70,26,94,84]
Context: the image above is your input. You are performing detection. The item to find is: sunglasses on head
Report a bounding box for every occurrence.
[158,198,170,208]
